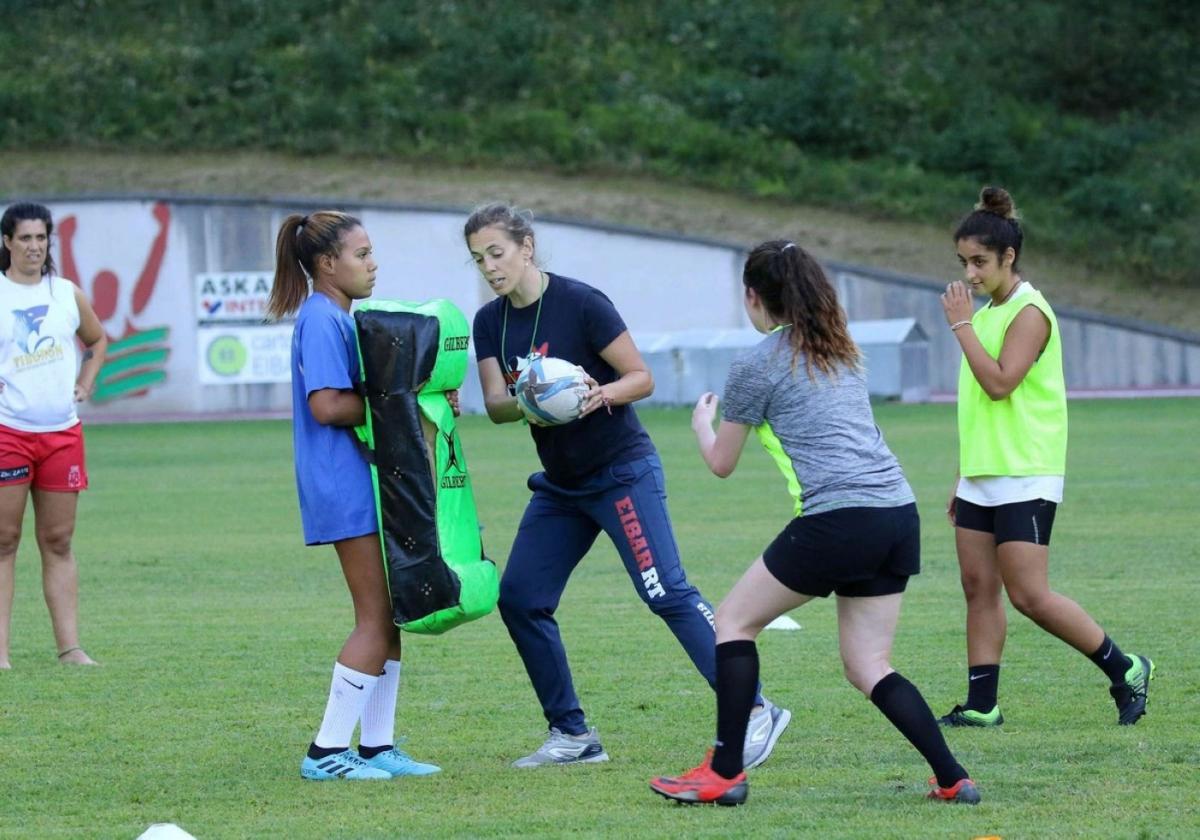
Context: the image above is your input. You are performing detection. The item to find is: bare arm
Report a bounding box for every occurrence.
[477,356,524,424]
[958,306,1048,400]
[579,330,653,417]
[73,285,108,402]
[307,388,365,426]
[691,392,752,478]
[942,283,1048,400]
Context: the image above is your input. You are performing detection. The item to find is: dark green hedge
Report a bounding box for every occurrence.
[4,0,1197,284]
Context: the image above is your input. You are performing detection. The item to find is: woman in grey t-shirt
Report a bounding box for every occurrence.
[650,241,979,806]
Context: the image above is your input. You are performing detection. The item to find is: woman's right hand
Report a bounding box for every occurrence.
[941,280,974,327]
[946,479,959,527]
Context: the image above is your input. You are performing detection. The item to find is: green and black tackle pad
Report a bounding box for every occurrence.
[353,299,498,634]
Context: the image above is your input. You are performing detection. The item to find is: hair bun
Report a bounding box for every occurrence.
[976,186,1017,220]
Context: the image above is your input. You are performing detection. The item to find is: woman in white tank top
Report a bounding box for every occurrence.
[0,202,108,669]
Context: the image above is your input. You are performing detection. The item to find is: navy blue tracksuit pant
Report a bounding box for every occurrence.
[499,453,720,735]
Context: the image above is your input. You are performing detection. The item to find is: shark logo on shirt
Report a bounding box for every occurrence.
[12,305,54,354]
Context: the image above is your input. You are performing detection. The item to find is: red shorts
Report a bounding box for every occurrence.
[0,422,89,491]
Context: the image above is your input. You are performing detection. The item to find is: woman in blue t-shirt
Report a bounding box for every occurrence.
[650,241,978,806]
[465,203,789,769]
[268,210,440,782]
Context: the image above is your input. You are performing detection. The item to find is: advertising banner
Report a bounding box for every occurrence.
[196,324,293,385]
[195,272,274,322]
[194,271,292,385]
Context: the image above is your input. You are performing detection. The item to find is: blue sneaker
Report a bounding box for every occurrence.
[362,747,441,777]
[301,749,391,781]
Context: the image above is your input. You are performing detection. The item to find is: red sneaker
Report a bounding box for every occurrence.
[927,777,981,805]
[650,751,748,806]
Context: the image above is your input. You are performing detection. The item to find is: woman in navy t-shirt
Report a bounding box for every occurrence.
[465,203,788,769]
[268,210,439,782]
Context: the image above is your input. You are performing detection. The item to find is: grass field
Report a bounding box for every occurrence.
[2,400,1196,839]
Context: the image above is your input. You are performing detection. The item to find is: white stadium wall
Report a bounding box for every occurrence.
[826,262,1200,394]
[11,196,1198,420]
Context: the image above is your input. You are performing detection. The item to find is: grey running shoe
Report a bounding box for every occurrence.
[742,698,791,770]
[512,727,610,768]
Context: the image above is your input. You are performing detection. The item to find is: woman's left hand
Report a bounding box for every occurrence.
[941,280,975,326]
[579,374,609,417]
[74,383,92,403]
[445,389,461,417]
[692,391,719,431]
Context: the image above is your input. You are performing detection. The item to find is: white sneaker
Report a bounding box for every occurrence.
[512,727,610,768]
[743,699,791,769]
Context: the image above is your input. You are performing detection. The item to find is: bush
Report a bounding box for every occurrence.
[2,0,1196,286]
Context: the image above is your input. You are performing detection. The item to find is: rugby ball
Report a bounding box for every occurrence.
[515,356,590,426]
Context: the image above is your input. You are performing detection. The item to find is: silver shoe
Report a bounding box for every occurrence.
[512,727,610,768]
[743,699,791,769]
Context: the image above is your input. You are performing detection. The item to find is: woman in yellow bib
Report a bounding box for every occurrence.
[939,186,1153,728]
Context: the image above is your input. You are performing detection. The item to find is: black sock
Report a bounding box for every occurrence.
[870,672,968,789]
[964,664,1000,712]
[307,743,345,760]
[358,744,392,759]
[1088,634,1132,684]
[710,640,758,780]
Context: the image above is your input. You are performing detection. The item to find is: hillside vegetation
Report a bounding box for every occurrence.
[3,1,1197,291]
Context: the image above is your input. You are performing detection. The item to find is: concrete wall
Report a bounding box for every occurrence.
[829,263,1200,393]
[9,196,1195,419]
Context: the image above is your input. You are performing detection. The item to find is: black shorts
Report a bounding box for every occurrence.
[762,503,920,598]
[954,497,1057,546]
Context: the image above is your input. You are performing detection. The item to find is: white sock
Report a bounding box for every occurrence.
[313,662,379,749]
[359,659,401,749]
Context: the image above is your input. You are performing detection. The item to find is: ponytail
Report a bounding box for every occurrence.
[743,240,860,379]
[268,210,361,320]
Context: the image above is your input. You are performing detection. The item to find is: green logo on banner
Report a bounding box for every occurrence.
[207,335,247,376]
[92,327,171,403]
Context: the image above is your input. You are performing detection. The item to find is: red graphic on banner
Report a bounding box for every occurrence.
[58,203,172,403]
